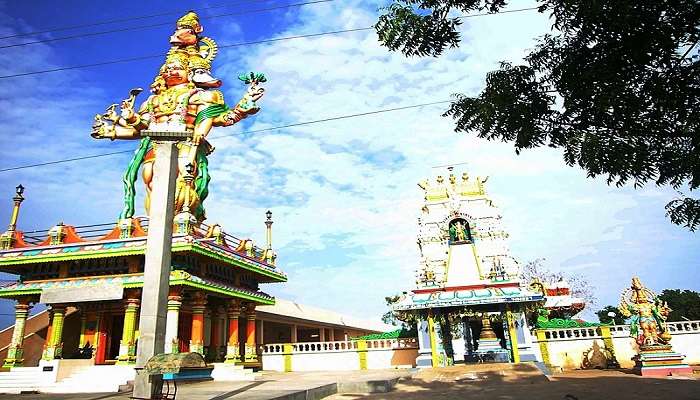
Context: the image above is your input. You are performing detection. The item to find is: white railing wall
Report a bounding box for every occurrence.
[261,338,419,372]
[534,320,700,370]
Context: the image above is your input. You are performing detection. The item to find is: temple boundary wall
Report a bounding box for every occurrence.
[534,320,700,370]
[261,338,418,372]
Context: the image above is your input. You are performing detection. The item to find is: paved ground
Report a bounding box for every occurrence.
[0,370,411,400]
[327,364,700,400]
[1,365,698,400]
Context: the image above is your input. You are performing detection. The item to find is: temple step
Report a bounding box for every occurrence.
[210,362,260,381]
[42,365,136,393]
[0,367,53,394]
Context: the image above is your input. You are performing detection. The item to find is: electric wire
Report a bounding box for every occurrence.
[0,100,451,173]
[0,7,539,79]
[0,0,278,40]
[0,0,336,49]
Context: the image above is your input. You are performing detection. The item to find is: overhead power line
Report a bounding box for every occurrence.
[0,0,275,40]
[0,7,539,80]
[0,27,373,79]
[0,0,336,49]
[0,100,451,173]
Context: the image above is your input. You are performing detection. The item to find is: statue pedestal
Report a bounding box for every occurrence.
[635,345,692,376]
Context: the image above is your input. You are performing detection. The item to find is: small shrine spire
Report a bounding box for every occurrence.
[265,210,273,250]
[1,185,25,250]
[8,185,25,232]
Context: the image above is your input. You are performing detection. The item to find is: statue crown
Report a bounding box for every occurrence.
[176,11,201,31]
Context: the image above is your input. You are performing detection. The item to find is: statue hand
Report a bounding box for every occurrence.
[247,84,265,102]
[120,100,136,122]
[91,115,115,139]
[192,131,204,145]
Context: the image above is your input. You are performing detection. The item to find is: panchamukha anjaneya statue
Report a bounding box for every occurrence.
[618,277,692,376]
[91,11,265,221]
[619,277,672,347]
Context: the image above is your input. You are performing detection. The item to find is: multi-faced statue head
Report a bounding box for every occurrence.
[159,53,191,87]
[188,55,222,88]
[170,11,203,46]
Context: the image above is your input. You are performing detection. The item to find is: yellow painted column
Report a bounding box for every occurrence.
[600,325,619,368]
[536,330,551,367]
[117,298,140,364]
[506,309,520,363]
[92,312,102,358]
[283,343,293,372]
[357,340,368,370]
[43,306,66,360]
[427,314,439,367]
[3,300,31,368]
[78,313,88,348]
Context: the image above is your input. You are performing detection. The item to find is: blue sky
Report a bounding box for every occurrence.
[0,0,697,329]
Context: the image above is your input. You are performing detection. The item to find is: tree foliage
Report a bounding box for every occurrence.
[376,1,700,230]
[596,305,626,325]
[521,258,597,314]
[658,289,700,321]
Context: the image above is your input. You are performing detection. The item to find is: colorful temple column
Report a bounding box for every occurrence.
[244,304,257,362]
[505,308,520,363]
[165,289,182,353]
[190,292,207,355]
[3,299,32,368]
[225,300,241,363]
[210,306,223,360]
[43,305,65,361]
[117,296,140,364]
[78,313,88,349]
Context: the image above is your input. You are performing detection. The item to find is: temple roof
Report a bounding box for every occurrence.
[0,218,286,283]
[393,283,544,311]
[0,269,274,304]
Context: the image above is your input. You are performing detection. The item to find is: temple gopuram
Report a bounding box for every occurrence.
[393,168,544,366]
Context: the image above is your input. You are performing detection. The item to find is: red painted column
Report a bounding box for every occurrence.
[189,292,207,355]
[244,304,257,362]
[225,300,241,363]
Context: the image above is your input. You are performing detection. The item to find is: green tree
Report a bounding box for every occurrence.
[596,305,626,325]
[658,289,700,321]
[376,1,700,230]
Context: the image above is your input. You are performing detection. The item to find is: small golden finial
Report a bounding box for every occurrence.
[462,172,469,182]
[436,175,444,184]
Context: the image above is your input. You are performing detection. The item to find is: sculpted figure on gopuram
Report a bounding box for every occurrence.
[619,277,672,347]
[91,11,266,221]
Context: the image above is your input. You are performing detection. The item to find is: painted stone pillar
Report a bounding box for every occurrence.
[244,305,257,362]
[189,292,207,355]
[463,316,476,362]
[319,326,325,342]
[3,300,31,368]
[329,329,335,342]
[210,306,226,361]
[256,319,264,346]
[291,324,298,343]
[164,291,182,353]
[415,319,433,368]
[43,305,66,360]
[78,313,88,348]
[224,300,241,363]
[427,314,439,367]
[505,309,520,363]
[117,298,140,364]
